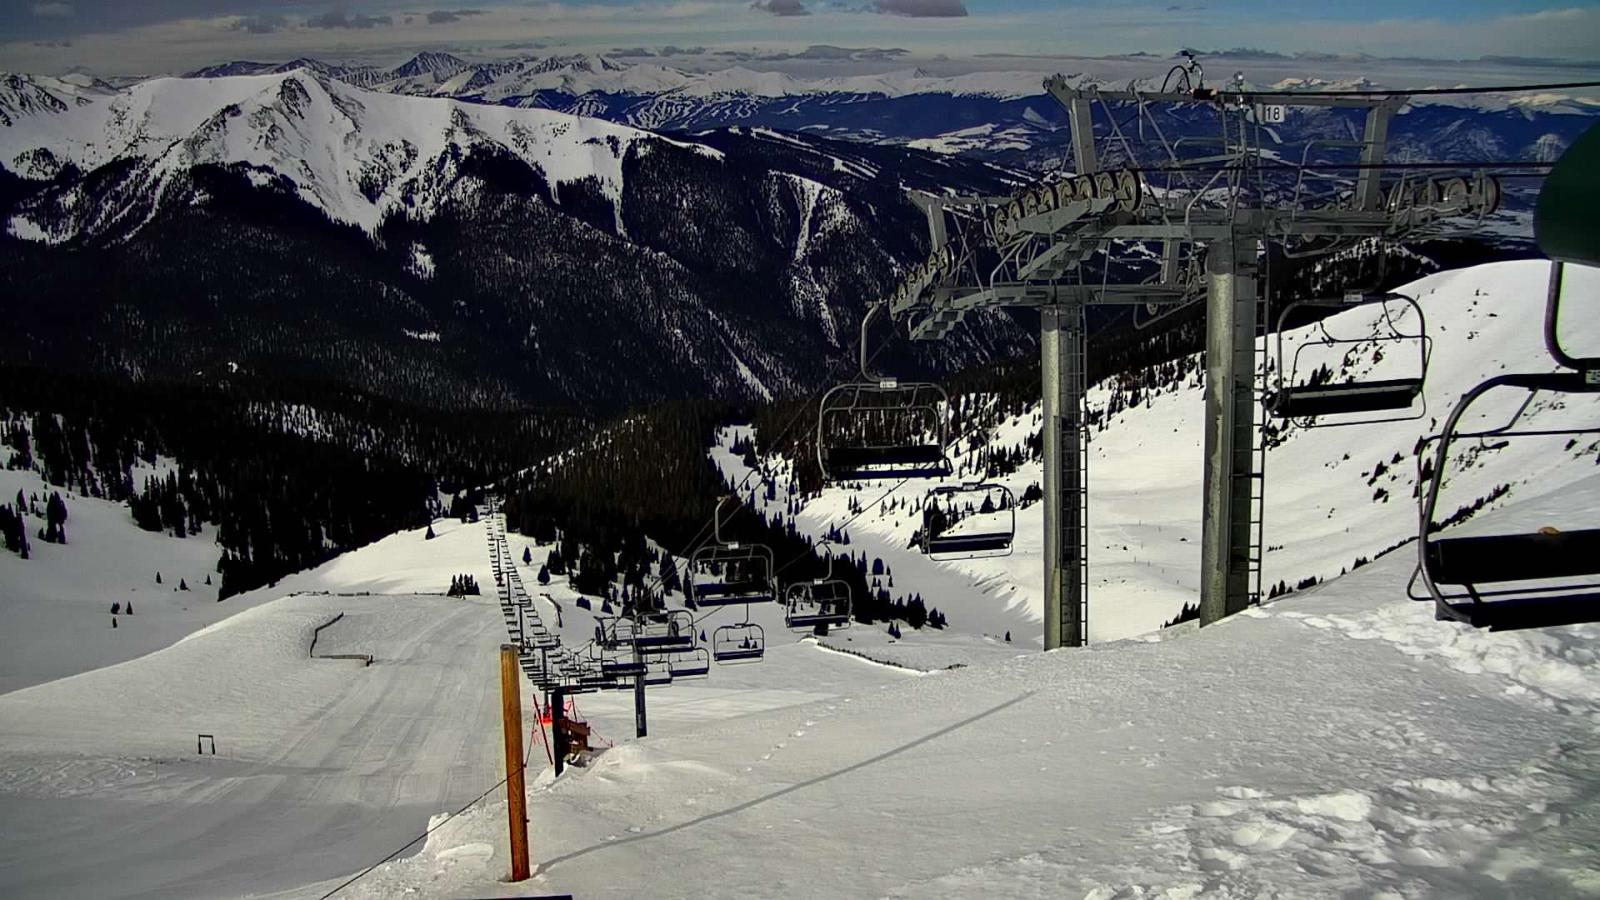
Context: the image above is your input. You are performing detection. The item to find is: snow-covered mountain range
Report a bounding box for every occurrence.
[0,68,1025,411]
[169,52,1600,170]
[1,69,710,239]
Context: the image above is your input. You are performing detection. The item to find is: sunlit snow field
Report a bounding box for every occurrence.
[1,261,1597,899]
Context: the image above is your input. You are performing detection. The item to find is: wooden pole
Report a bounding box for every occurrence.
[500,644,531,882]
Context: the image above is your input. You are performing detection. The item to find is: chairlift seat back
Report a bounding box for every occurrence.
[818,379,951,481]
[925,532,1014,557]
[784,580,852,630]
[1268,293,1429,426]
[1416,371,1600,631]
[823,444,952,480]
[1426,529,1600,586]
[922,482,1017,560]
[667,649,711,679]
[688,542,776,605]
[712,646,765,662]
[1269,378,1423,418]
[601,660,646,678]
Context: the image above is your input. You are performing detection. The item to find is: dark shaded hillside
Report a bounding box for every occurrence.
[0,126,1029,416]
[0,366,586,597]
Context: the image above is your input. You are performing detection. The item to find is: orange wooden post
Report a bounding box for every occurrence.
[500,644,531,881]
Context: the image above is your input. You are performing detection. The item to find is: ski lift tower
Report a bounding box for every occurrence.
[889,64,1501,648]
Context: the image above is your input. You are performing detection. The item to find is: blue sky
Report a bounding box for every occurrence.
[1,1,1596,75]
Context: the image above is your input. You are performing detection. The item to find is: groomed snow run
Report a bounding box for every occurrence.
[1,259,1596,898]
[302,474,1600,899]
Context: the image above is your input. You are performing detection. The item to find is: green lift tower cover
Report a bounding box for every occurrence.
[1536,121,1600,267]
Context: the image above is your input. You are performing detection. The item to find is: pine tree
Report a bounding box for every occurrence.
[1004,630,1011,642]
[523,546,533,565]
[205,573,213,586]
[537,564,550,585]
[155,571,162,585]
[425,524,437,540]
[179,578,189,591]
[44,492,68,544]
[126,600,133,615]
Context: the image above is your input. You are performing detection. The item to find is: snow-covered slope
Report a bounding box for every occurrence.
[311,475,1600,900]
[717,260,1600,653]
[0,482,491,695]
[0,66,1030,412]
[0,589,508,899]
[0,465,228,694]
[0,68,711,238]
[5,254,1598,897]
[0,510,915,899]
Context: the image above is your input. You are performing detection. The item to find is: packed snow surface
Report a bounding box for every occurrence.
[310,477,1600,900]
[1,259,1596,897]
[0,466,228,694]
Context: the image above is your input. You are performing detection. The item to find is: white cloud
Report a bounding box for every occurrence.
[0,1,1596,79]
[31,2,74,16]
[1517,7,1589,23]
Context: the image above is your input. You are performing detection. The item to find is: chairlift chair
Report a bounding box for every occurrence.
[632,609,696,653]
[921,482,1017,560]
[686,497,777,608]
[644,661,675,686]
[600,658,647,679]
[784,579,853,630]
[712,623,766,664]
[1265,291,1430,425]
[666,647,712,679]
[1412,259,1600,630]
[1413,372,1600,629]
[576,674,624,691]
[818,303,952,482]
[594,610,696,653]
[1411,121,1600,631]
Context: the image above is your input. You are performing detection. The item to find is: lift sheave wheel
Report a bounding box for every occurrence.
[921,482,1017,560]
[1266,292,1430,426]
